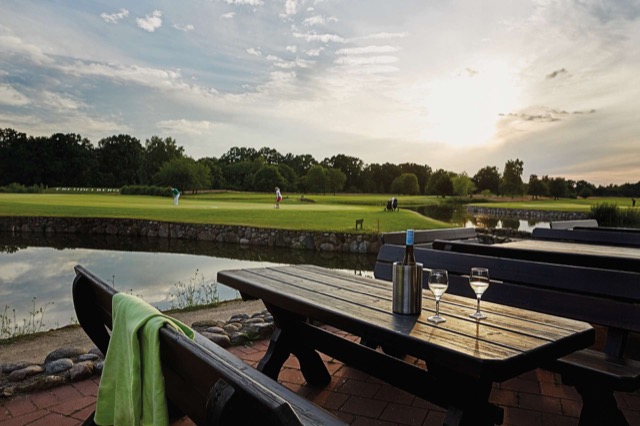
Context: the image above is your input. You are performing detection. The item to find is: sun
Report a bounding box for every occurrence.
[419,60,521,146]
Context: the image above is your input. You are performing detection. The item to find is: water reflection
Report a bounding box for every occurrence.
[407,204,549,232]
[0,233,376,334]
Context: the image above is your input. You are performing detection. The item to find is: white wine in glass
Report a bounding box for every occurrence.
[469,267,490,320]
[427,269,448,323]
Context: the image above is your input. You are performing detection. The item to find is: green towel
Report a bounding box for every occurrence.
[94,293,195,426]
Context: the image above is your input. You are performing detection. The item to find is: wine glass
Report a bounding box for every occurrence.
[468,267,490,320]
[427,269,448,323]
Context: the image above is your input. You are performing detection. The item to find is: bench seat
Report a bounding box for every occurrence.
[374,244,640,425]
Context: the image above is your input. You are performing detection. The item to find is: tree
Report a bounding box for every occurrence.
[548,177,568,200]
[198,157,225,189]
[399,163,432,194]
[252,165,287,192]
[527,174,548,199]
[222,161,254,190]
[303,165,328,194]
[452,172,476,197]
[391,173,420,195]
[322,154,363,192]
[500,159,524,197]
[219,146,258,164]
[257,147,283,165]
[277,164,298,192]
[473,166,500,195]
[282,153,317,178]
[0,128,33,186]
[153,158,209,192]
[141,136,184,184]
[326,168,347,195]
[96,135,144,187]
[426,169,454,197]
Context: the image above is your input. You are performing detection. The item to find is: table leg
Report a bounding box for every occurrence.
[258,306,331,386]
[428,366,502,426]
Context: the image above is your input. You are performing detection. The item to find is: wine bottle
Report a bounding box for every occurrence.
[402,229,416,265]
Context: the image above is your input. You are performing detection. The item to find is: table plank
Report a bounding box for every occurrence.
[218,265,594,381]
[503,239,640,259]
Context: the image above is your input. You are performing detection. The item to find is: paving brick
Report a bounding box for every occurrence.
[49,385,83,402]
[500,377,541,394]
[4,397,36,418]
[352,416,398,426]
[490,388,519,407]
[277,366,306,385]
[540,412,578,426]
[0,406,11,422]
[29,412,80,426]
[333,365,370,381]
[26,391,59,410]
[559,397,582,418]
[502,407,543,426]
[71,379,99,397]
[380,402,428,426]
[0,410,49,426]
[539,381,580,401]
[337,378,381,398]
[421,409,446,426]
[340,395,387,418]
[50,396,95,416]
[375,384,415,405]
[305,389,350,411]
[518,393,562,414]
[70,403,95,422]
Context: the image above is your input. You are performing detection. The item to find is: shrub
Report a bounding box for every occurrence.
[120,185,172,197]
[589,203,640,228]
[0,183,44,193]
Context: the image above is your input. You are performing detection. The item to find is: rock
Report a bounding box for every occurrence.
[77,353,100,362]
[223,323,242,333]
[8,365,44,382]
[45,358,74,375]
[244,318,265,324]
[69,361,94,382]
[201,332,231,348]
[244,322,275,340]
[44,347,85,364]
[95,361,104,375]
[1,362,34,374]
[204,326,225,334]
[88,347,104,358]
[228,314,249,322]
[17,375,67,393]
[192,319,225,328]
[229,332,249,346]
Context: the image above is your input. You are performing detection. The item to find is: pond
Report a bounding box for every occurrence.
[408,204,550,232]
[0,233,376,338]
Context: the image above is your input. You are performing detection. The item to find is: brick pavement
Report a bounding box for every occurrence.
[2,338,639,426]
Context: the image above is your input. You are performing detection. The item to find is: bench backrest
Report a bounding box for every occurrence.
[550,219,598,229]
[374,245,640,342]
[72,265,342,426]
[431,239,640,272]
[382,227,477,246]
[532,227,640,248]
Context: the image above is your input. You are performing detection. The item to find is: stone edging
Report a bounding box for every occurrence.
[0,217,381,254]
[467,206,589,221]
[0,311,274,399]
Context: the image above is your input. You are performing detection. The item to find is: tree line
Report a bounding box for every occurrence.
[0,128,638,198]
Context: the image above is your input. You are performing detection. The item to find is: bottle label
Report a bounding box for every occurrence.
[406,229,414,246]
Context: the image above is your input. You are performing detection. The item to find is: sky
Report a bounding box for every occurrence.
[1,0,639,186]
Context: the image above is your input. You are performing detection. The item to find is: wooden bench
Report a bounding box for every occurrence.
[550,219,598,229]
[532,227,640,248]
[431,239,640,272]
[382,227,477,246]
[374,245,640,425]
[72,265,345,426]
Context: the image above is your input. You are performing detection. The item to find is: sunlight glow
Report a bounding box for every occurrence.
[418,61,521,147]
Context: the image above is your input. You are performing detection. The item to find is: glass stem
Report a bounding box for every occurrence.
[435,297,440,316]
[476,296,481,314]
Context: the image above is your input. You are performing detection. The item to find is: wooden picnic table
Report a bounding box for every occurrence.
[217,265,594,425]
[502,239,640,259]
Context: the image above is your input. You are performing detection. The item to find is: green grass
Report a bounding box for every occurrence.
[0,192,449,233]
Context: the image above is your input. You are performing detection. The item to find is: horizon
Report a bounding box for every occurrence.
[1,1,639,186]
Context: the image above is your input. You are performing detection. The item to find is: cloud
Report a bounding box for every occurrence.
[305,48,322,56]
[0,30,53,65]
[100,9,129,24]
[0,83,30,106]
[137,10,163,33]
[284,0,298,16]
[173,23,195,32]
[334,56,398,66]
[335,45,399,55]
[246,47,262,56]
[286,45,297,53]
[221,12,236,19]
[303,15,325,26]
[360,32,408,40]
[499,106,597,123]
[546,68,568,79]
[223,0,264,5]
[293,32,344,43]
[156,119,217,135]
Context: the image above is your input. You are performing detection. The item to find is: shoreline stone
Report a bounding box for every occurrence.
[0,310,275,399]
